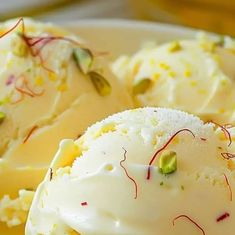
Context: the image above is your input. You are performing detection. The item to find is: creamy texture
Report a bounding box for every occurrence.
[26,108,235,235]
[112,37,235,123]
[0,190,34,227]
[0,18,132,234]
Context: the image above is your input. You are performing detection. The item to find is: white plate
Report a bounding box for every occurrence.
[63,19,200,58]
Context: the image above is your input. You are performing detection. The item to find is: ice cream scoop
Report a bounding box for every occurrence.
[26,107,235,235]
[112,36,235,123]
[0,18,132,234]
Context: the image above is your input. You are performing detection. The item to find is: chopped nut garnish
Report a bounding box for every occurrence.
[133,78,151,95]
[88,71,111,96]
[12,38,28,57]
[0,111,6,124]
[73,47,93,74]
[159,150,177,174]
[168,41,182,52]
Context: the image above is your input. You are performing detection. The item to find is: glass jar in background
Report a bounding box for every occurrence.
[129,0,235,36]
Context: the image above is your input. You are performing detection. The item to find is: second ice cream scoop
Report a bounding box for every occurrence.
[112,37,235,123]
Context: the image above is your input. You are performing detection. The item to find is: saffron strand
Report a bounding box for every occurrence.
[120,147,138,199]
[147,128,195,180]
[173,214,205,235]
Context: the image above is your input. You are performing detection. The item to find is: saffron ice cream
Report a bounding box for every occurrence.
[26,108,235,235]
[112,36,235,123]
[0,18,132,234]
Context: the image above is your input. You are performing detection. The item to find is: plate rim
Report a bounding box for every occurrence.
[61,18,201,36]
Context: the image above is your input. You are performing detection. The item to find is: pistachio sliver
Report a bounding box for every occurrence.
[73,47,93,74]
[13,42,28,57]
[88,71,111,96]
[216,36,225,47]
[133,78,151,95]
[168,41,182,52]
[0,111,6,125]
[159,150,177,174]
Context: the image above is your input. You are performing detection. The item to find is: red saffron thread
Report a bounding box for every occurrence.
[216,212,230,222]
[6,75,16,86]
[20,34,81,73]
[75,134,82,140]
[21,35,80,51]
[0,17,24,38]
[49,168,53,181]
[223,173,233,201]
[0,18,105,74]
[12,76,44,103]
[172,214,205,235]
[120,147,138,199]
[24,80,44,96]
[200,137,207,141]
[15,75,34,97]
[221,152,235,160]
[15,85,34,97]
[23,125,38,143]
[0,18,101,75]
[81,202,88,206]
[146,128,195,180]
[20,35,54,72]
[0,17,52,73]
[210,121,232,147]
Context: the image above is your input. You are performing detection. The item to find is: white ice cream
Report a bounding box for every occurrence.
[26,108,235,235]
[0,18,132,234]
[112,36,235,123]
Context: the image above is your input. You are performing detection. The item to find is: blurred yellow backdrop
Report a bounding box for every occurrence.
[129,0,235,36]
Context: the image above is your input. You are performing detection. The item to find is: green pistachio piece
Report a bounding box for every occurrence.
[216,36,225,47]
[168,41,182,52]
[88,71,111,96]
[73,47,93,74]
[12,37,28,57]
[133,78,151,95]
[0,96,10,106]
[0,101,4,106]
[159,150,177,174]
[0,111,6,124]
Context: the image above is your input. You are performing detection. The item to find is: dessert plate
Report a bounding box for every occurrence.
[64,19,200,57]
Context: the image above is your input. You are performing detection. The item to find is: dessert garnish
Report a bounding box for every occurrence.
[73,47,93,74]
[0,17,112,99]
[173,214,205,235]
[0,111,6,124]
[223,173,233,201]
[81,202,88,206]
[159,150,177,174]
[168,41,182,53]
[120,148,138,199]
[216,212,230,222]
[133,78,151,95]
[221,152,235,160]
[88,71,111,96]
[146,128,195,180]
[209,121,232,147]
[23,125,38,143]
[49,168,53,181]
